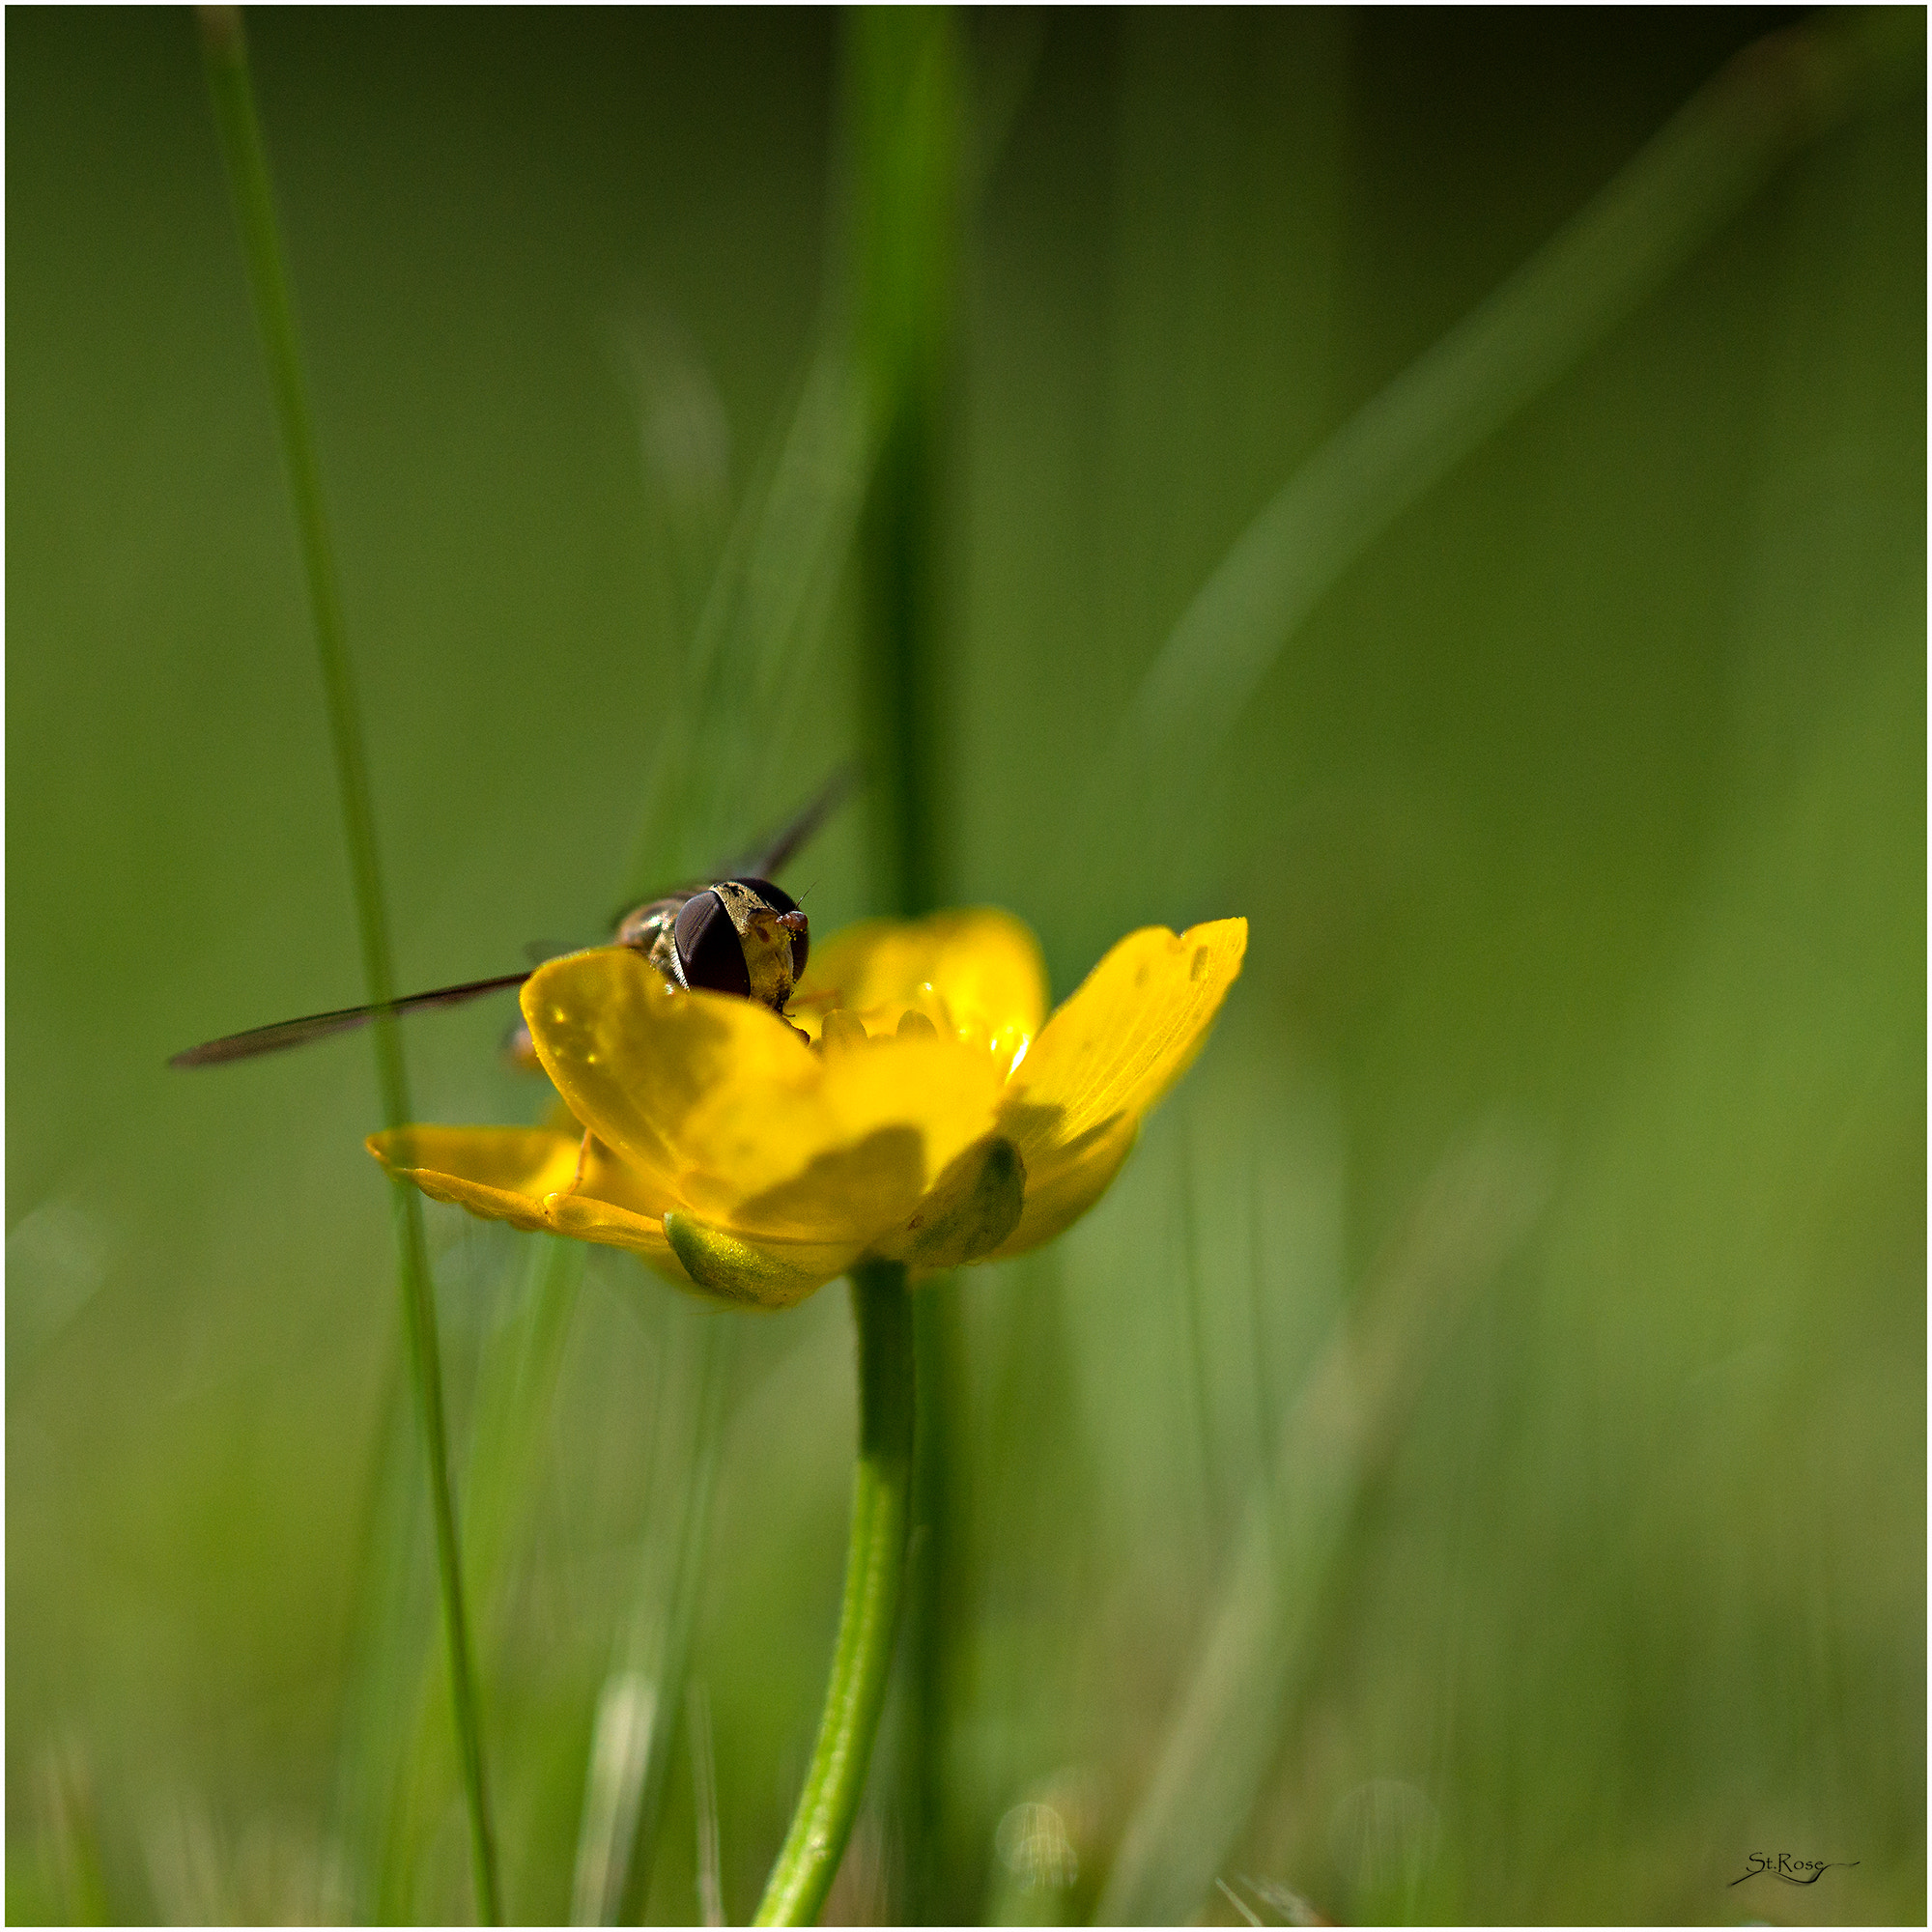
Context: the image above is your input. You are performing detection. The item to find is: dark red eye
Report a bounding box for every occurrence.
[735,877,809,980]
[673,890,751,998]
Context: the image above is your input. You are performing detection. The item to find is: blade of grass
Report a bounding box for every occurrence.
[337,96,866,1930]
[195,10,498,1919]
[348,1232,586,1919]
[849,2,960,921]
[349,329,863,1921]
[1094,1126,1548,1924]
[1215,1875,1266,1928]
[574,333,869,1923]
[331,1345,433,1921]
[845,14,966,1921]
[688,1681,726,1928]
[613,1303,736,1923]
[571,1670,660,1930]
[566,1295,685,1927]
[1100,10,1919,899]
[458,1236,590,1613]
[565,1297,735,1924]
[611,309,734,656]
[565,18,962,1916]
[38,1737,113,1926]
[619,345,871,896]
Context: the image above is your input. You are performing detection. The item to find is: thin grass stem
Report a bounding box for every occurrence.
[195,10,499,1920]
[1094,1131,1548,1923]
[687,1682,725,1928]
[613,1307,736,1922]
[753,1262,917,1927]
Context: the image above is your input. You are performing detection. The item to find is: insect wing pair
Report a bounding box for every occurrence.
[170,775,846,1070]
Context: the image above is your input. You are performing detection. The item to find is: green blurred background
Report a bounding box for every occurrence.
[7,8,1922,1925]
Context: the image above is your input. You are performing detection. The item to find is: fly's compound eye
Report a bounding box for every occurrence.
[673,890,752,998]
[736,878,809,981]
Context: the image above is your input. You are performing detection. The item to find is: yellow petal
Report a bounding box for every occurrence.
[520,950,703,1199]
[797,910,1047,1067]
[987,1115,1139,1261]
[524,948,1007,1247]
[572,1130,678,1222]
[366,1125,583,1234]
[663,1211,860,1310]
[542,1135,681,1267]
[999,918,1246,1166]
[541,1189,678,1263]
[682,1034,1005,1242]
[367,1122,690,1272]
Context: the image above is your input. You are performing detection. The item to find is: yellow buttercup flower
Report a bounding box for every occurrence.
[367,911,1246,1308]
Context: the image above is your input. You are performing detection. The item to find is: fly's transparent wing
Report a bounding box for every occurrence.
[177,773,855,1069]
[170,970,533,1068]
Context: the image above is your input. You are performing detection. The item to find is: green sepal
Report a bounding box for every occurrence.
[662,1211,849,1310]
[900,1135,1027,1269]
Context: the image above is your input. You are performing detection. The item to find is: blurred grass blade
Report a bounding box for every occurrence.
[613,309,735,650]
[348,274,864,1927]
[1236,1871,1323,1926]
[195,9,498,1918]
[740,355,872,724]
[567,1299,734,1924]
[615,1306,734,1921]
[1105,10,1918,887]
[961,9,1044,203]
[1215,1876,1265,1927]
[1094,1126,1549,1925]
[843,13,968,1919]
[38,1737,114,1925]
[345,1234,584,1918]
[591,180,873,1919]
[848,3,961,919]
[621,345,870,894]
[572,1670,659,1928]
[458,1236,590,1605]
[332,1349,432,1920]
[688,1681,726,1928]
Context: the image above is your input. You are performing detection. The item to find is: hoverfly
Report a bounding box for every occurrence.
[169,772,850,1069]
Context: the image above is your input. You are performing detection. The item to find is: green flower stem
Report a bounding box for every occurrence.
[753,1262,917,1927]
[196,11,500,1923]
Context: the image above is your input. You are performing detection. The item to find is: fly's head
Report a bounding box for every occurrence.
[611,881,809,1013]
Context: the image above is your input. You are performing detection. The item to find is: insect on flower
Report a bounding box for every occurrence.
[368,901,1249,1311]
[168,772,852,1069]
[174,769,1247,1310]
